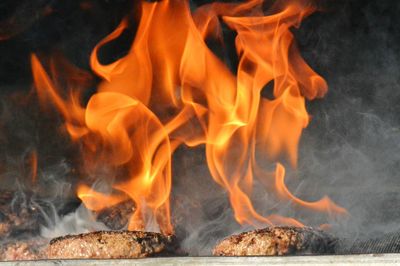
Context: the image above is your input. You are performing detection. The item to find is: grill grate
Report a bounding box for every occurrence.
[337,232,400,254]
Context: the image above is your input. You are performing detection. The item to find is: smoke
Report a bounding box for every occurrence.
[0,0,400,256]
[292,0,400,240]
[40,205,108,239]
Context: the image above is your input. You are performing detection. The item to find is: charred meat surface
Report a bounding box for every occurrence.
[95,200,135,230]
[213,226,336,256]
[47,230,176,259]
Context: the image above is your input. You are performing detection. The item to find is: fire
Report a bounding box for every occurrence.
[29,150,38,184]
[31,0,347,235]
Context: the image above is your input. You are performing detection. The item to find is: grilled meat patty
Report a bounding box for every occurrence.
[1,242,39,261]
[47,231,175,259]
[95,200,135,230]
[213,226,336,256]
[0,239,47,261]
[0,190,42,238]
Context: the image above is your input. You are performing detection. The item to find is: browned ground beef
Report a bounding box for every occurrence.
[95,200,135,230]
[213,226,336,256]
[0,191,42,238]
[46,230,175,259]
[0,239,47,261]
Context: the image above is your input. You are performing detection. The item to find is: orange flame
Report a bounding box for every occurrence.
[29,150,38,184]
[77,184,128,211]
[31,0,347,234]
[274,163,348,215]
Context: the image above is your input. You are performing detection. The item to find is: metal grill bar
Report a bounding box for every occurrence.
[337,233,400,254]
[0,254,399,266]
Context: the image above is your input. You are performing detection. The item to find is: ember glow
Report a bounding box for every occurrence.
[31,0,347,235]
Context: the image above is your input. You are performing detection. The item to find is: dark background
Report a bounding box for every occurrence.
[0,0,400,254]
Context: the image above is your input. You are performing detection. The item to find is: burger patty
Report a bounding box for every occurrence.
[0,190,42,238]
[0,238,47,261]
[95,200,135,230]
[47,230,175,259]
[213,226,336,256]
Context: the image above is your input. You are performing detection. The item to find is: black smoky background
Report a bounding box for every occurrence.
[0,0,399,255]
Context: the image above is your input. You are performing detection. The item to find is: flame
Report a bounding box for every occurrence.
[274,163,348,215]
[77,184,128,211]
[29,150,38,184]
[31,0,347,234]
